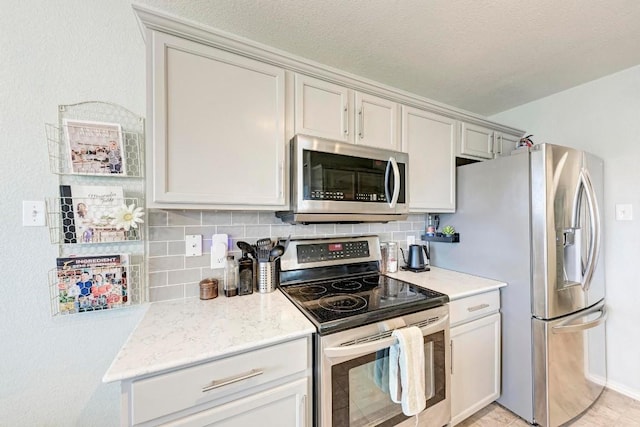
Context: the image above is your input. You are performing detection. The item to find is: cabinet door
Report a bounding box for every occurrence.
[355,92,400,150]
[495,132,520,157]
[459,122,495,160]
[149,31,286,208]
[450,312,501,426]
[164,378,309,427]
[294,74,352,142]
[401,106,456,212]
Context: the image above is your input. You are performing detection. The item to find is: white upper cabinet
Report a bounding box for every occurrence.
[294,74,400,150]
[148,31,286,209]
[294,74,352,142]
[459,122,496,160]
[494,132,521,157]
[136,6,525,212]
[401,107,456,212]
[355,92,401,150]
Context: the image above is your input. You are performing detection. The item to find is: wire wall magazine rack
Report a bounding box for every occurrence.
[44,101,146,316]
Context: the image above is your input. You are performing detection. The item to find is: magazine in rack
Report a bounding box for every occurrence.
[63,119,126,175]
[56,254,129,314]
[59,184,127,244]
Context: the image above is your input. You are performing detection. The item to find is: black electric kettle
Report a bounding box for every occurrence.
[400,244,430,270]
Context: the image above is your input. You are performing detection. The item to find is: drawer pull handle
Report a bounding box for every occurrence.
[467,303,490,312]
[202,368,264,392]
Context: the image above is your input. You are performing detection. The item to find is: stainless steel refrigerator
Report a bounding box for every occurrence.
[432,144,607,427]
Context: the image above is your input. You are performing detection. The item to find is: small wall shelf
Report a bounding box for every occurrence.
[422,233,460,243]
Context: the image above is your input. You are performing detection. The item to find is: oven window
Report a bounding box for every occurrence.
[331,330,446,427]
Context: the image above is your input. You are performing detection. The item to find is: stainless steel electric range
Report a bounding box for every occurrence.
[279,235,451,427]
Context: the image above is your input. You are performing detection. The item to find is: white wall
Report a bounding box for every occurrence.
[0,1,147,424]
[3,1,639,424]
[491,65,640,399]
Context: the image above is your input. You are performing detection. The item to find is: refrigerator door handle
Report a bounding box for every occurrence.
[579,168,601,291]
[552,305,607,334]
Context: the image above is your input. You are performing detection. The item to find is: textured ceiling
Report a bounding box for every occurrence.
[140,0,640,115]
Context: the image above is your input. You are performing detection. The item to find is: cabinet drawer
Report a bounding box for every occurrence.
[130,338,308,425]
[450,290,500,327]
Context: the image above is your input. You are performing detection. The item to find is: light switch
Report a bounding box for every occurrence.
[22,200,46,226]
[185,234,202,257]
[615,204,633,221]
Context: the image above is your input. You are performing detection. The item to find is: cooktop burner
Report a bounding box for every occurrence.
[318,294,368,312]
[331,280,362,291]
[280,273,448,334]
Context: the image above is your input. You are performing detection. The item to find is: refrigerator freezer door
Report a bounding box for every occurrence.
[530,144,605,319]
[532,300,607,427]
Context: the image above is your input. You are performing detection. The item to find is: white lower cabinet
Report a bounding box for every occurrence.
[449,291,501,426]
[123,337,311,426]
[163,378,308,427]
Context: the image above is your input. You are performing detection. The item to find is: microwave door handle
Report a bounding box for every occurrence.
[385,157,400,208]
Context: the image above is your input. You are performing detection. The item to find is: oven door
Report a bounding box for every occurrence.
[317,307,451,427]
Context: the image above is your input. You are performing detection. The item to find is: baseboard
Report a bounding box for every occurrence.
[605,379,640,401]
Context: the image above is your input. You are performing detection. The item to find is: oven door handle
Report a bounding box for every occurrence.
[324,314,448,359]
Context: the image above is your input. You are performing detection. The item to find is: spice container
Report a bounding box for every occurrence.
[199,278,218,300]
[223,255,238,297]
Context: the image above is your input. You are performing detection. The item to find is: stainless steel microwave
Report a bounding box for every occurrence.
[276,135,409,224]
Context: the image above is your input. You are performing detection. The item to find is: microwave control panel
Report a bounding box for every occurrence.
[308,191,387,202]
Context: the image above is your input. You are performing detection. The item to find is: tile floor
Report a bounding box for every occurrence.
[456,388,640,426]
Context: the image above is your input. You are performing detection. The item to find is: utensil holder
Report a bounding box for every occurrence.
[257,261,278,293]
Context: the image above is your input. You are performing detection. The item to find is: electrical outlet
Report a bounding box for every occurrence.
[22,200,46,226]
[211,234,228,268]
[185,234,202,257]
[407,235,416,246]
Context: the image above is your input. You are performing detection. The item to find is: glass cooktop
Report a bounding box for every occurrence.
[280,273,449,335]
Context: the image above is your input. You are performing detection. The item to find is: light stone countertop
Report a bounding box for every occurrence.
[103,290,315,383]
[103,267,503,384]
[385,266,506,300]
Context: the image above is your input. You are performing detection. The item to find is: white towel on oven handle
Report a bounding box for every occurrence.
[388,326,426,416]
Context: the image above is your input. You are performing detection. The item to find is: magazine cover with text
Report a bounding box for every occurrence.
[59,184,127,244]
[56,254,129,314]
